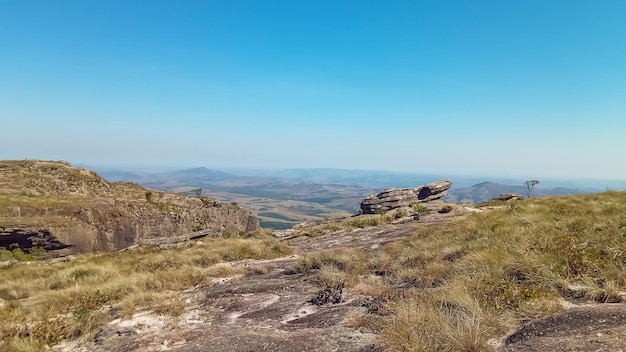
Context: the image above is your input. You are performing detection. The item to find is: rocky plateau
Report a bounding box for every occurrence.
[0,160,258,254]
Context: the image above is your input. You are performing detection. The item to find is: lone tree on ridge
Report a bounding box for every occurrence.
[525,180,540,197]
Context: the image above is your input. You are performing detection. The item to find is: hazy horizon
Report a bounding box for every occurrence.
[2,1,625,180]
[73,162,626,190]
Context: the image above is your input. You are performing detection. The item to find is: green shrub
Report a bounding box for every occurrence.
[0,247,12,261]
[30,247,47,258]
[0,246,36,261]
[411,203,431,214]
[10,248,35,261]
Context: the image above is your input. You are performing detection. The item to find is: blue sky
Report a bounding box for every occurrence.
[1,1,625,179]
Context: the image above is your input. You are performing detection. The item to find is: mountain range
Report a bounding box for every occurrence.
[89,166,621,229]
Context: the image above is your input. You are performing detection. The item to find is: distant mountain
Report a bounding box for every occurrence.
[219,168,448,188]
[92,166,378,228]
[91,165,620,228]
[150,167,234,183]
[96,170,142,183]
[444,182,588,203]
[444,182,524,203]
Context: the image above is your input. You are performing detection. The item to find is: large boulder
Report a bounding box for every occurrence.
[360,180,452,214]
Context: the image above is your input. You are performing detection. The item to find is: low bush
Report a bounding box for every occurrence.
[411,203,431,214]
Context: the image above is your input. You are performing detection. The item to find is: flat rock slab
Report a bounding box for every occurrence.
[498,304,626,352]
[288,207,466,253]
[54,208,470,352]
[56,266,379,352]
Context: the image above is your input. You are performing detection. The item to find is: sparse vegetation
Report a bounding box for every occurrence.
[411,203,431,214]
[0,230,291,351]
[0,245,37,262]
[374,208,386,215]
[289,191,626,351]
[296,210,420,238]
[4,160,626,351]
[0,161,258,258]
[375,191,626,351]
[391,208,409,219]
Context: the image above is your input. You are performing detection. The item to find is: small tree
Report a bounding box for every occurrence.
[192,188,202,197]
[525,180,540,197]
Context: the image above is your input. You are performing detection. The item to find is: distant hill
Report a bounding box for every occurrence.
[90,167,368,229]
[96,170,142,182]
[444,181,587,203]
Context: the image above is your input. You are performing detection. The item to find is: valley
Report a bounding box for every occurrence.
[1,161,626,352]
[93,166,619,229]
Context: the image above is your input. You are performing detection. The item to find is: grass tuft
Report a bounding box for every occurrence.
[376,191,626,351]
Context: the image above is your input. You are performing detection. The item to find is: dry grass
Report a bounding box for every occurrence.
[0,232,291,351]
[382,290,494,352]
[290,192,626,351]
[295,209,414,238]
[290,247,369,277]
[375,191,626,351]
[4,173,626,352]
[344,312,384,333]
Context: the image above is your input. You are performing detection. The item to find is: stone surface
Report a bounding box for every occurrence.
[53,207,470,352]
[272,229,296,238]
[497,304,626,352]
[42,202,626,352]
[360,180,452,214]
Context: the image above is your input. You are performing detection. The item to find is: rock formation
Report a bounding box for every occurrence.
[0,160,258,254]
[360,180,452,214]
[493,193,525,201]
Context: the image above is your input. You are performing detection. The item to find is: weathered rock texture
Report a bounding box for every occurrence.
[360,180,452,214]
[493,193,525,201]
[0,160,258,253]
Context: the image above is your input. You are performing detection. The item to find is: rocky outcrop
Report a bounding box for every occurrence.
[0,160,259,253]
[493,193,525,201]
[360,180,452,214]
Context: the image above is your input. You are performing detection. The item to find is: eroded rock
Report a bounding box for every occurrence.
[0,160,259,254]
[493,193,525,201]
[360,180,452,214]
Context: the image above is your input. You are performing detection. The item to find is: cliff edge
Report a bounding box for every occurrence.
[0,160,258,254]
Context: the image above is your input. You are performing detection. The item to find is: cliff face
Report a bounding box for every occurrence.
[0,160,259,253]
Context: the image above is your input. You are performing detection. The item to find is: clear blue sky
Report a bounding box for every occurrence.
[1,1,625,179]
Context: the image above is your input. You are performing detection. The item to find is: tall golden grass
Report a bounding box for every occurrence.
[292,192,626,351]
